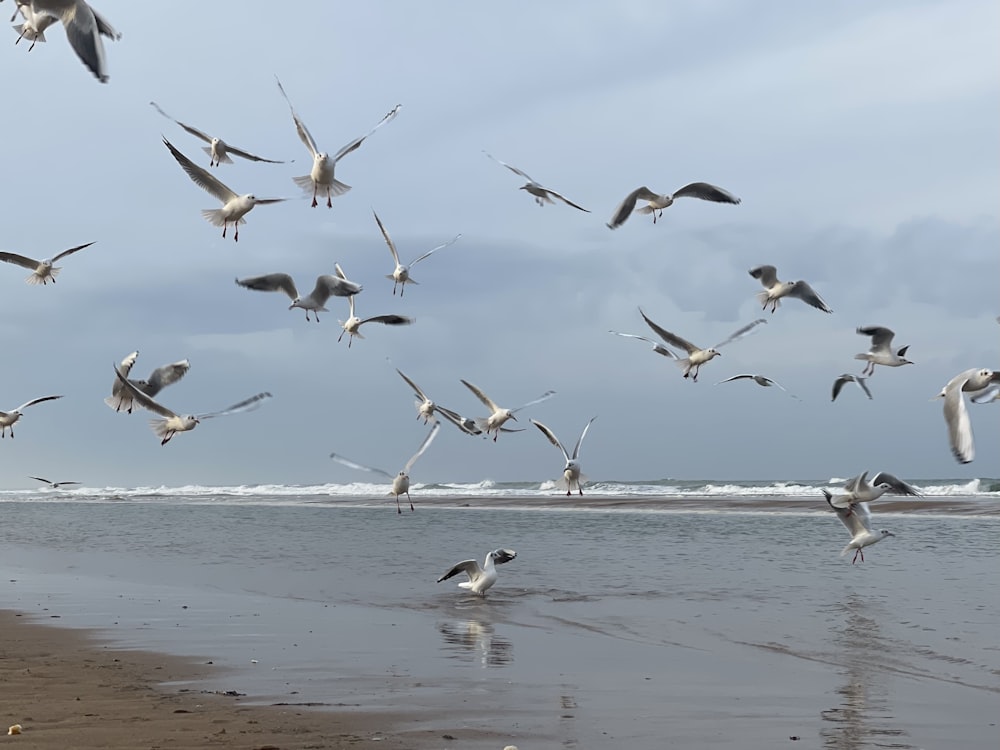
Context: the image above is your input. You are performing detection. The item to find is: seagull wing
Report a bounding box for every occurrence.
[197,392,272,421]
[944,370,977,463]
[716,374,755,385]
[0,252,40,270]
[435,405,480,435]
[857,325,894,352]
[512,390,556,414]
[403,422,440,474]
[530,419,570,462]
[162,137,237,203]
[971,385,1000,404]
[825,491,871,537]
[35,0,110,82]
[748,265,779,288]
[29,476,53,486]
[543,188,590,213]
[144,359,191,396]
[224,145,285,164]
[409,234,462,267]
[235,273,299,301]
[372,210,401,265]
[14,395,62,411]
[149,101,212,144]
[570,417,596,460]
[787,281,833,313]
[396,369,429,402]
[275,76,319,156]
[714,319,767,349]
[329,452,394,480]
[332,104,401,163]
[460,380,500,413]
[358,314,413,327]
[609,331,679,359]
[855,376,873,400]
[672,182,741,204]
[50,241,96,263]
[638,309,700,354]
[483,151,536,182]
[437,559,482,583]
[313,274,362,303]
[870,471,921,497]
[607,187,659,229]
[113,365,177,418]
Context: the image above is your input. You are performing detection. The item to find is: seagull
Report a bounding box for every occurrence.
[337,294,413,347]
[831,374,872,402]
[276,76,400,207]
[150,102,286,168]
[459,380,556,441]
[162,136,286,242]
[715,374,800,399]
[437,548,518,596]
[396,368,439,424]
[0,241,95,285]
[827,471,921,513]
[635,309,767,382]
[971,385,1000,404]
[607,183,740,229]
[105,351,191,414]
[434,404,525,437]
[330,423,440,513]
[11,1,56,50]
[854,326,912,376]
[823,490,894,564]
[235,272,361,322]
[749,265,833,314]
[530,417,596,496]
[483,151,589,212]
[938,368,1000,463]
[0,394,62,438]
[372,210,461,296]
[28,0,120,82]
[29,476,79,489]
[112,364,271,445]
[608,330,679,360]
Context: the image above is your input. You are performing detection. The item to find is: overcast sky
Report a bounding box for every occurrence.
[0,1,997,490]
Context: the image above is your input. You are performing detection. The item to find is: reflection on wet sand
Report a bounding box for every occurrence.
[821,594,913,750]
[438,619,514,667]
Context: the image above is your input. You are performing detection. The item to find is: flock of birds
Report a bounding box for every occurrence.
[2,1,998,587]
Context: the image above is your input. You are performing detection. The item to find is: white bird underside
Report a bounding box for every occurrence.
[607,182,740,229]
[150,101,285,167]
[530,417,596,495]
[749,265,833,314]
[823,491,894,563]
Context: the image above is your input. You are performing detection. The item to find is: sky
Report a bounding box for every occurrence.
[0,1,997,490]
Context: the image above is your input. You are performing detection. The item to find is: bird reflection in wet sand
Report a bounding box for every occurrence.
[820,594,913,750]
[438,619,513,668]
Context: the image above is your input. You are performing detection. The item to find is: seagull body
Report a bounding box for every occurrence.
[437,548,518,596]
[276,76,400,207]
[484,152,589,212]
[0,241,94,285]
[831,374,872,402]
[162,137,285,242]
[373,210,460,296]
[30,476,79,489]
[330,423,440,513]
[827,471,921,512]
[29,0,119,82]
[854,326,912,375]
[459,380,555,441]
[749,265,833,314]
[715,373,798,399]
[235,272,361,321]
[337,293,413,347]
[530,417,596,495]
[105,351,191,414]
[112,364,270,445]
[636,309,766,382]
[435,404,525,437]
[607,182,740,229]
[12,1,56,49]
[823,490,894,563]
[939,368,999,463]
[396,369,439,424]
[150,102,285,168]
[0,394,62,438]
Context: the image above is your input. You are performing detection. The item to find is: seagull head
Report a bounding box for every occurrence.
[315,152,329,164]
[707,348,721,358]
[878,529,895,538]
[288,297,302,309]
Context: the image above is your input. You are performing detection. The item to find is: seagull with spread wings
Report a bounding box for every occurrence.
[235,272,361,322]
[459,380,555,441]
[530,417,596,496]
[105,351,191,414]
[27,0,120,82]
[1,395,62,438]
[854,326,913,375]
[337,291,413,347]
[30,476,80,489]
[150,101,286,167]
[831,374,872,402]
[484,151,589,212]
[715,374,800,399]
[437,548,518,597]
[0,241,94,285]
[607,182,740,229]
[749,265,833,314]
[11,1,57,50]
[373,210,461,296]
[823,490,894,564]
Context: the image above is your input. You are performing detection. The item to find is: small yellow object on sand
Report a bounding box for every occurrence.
[8,724,23,735]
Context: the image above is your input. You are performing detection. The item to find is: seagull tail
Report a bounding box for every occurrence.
[26,267,58,285]
[14,25,47,43]
[201,146,233,165]
[473,417,491,433]
[200,209,246,228]
[635,205,656,215]
[853,354,871,362]
[149,418,173,442]
[104,394,132,412]
[673,357,692,373]
[755,290,773,309]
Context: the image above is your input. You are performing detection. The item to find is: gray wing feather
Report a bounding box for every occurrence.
[410,234,462,266]
[332,104,401,163]
[857,325,894,351]
[113,365,177,418]
[512,390,556,413]
[530,419,569,462]
[329,452,394,480]
[672,182,741,204]
[149,101,212,143]
[235,273,298,301]
[609,331,679,359]
[870,472,921,497]
[403,422,440,473]
[0,252,40,270]
[162,137,237,203]
[483,151,535,182]
[638,308,699,354]
[748,265,779,288]
[437,559,480,583]
[787,281,833,313]
[51,241,95,263]
[144,360,191,395]
[14,395,62,411]
[714,319,767,349]
[198,392,272,420]
[275,76,319,155]
[607,187,658,229]
[396,369,429,402]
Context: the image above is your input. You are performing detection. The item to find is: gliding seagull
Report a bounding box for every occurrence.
[151,101,286,167]
[854,326,912,375]
[826,471,921,514]
[607,182,740,229]
[0,241,95,285]
[373,210,461,296]
[530,417,596,495]
[105,351,191,414]
[235,272,362,322]
[396,368,439,425]
[29,476,79,489]
[484,151,589,212]
[0,394,62,438]
[459,380,555,441]
[715,374,800,399]
[437,548,518,597]
[28,0,120,83]
[749,265,833,314]
[831,374,872,402]
[337,293,413,347]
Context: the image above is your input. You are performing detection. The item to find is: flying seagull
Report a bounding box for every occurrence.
[11,1,56,49]
[337,293,413,347]
[823,491,894,564]
[0,241,95,285]
[827,471,921,513]
[105,351,191,414]
[937,368,1000,464]
[373,210,461,296]
[28,0,120,82]
[437,548,518,597]
[459,380,555,441]
[749,265,833,314]
[434,404,525,437]
[396,368,440,425]
[112,363,270,445]
[235,272,361,321]
[29,476,80,489]
[276,76,400,207]
[150,101,286,167]
[530,417,596,496]
[831,374,872,402]
[484,151,589,212]
[636,308,766,382]
[715,374,800,399]
[330,422,440,513]
[607,182,740,229]
[162,136,285,242]
[0,394,62,438]
[854,326,913,375]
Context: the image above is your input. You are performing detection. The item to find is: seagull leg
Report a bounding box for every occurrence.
[395,494,402,514]
[337,330,345,343]
[311,183,318,208]
[408,491,414,512]
[234,224,239,242]
[222,222,228,239]
[326,189,332,209]
[859,548,865,562]
[852,548,860,564]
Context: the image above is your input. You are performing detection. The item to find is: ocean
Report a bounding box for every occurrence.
[1,478,998,749]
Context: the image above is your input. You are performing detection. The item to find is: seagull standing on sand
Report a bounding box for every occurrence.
[459,380,555,441]
[437,548,518,596]
[0,395,62,438]
[530,417,596,495]
[162,137,285,242]
[276,76,400,207]
[29,476,79,488]
[235,272,361,322]
[831,374,872,402]
[112,364,270,445]
[606,182,740,229]
[105,351,191,414]
[749,265,833,314]
[634,309,767,382]
[337,293,413,347]
[484,152,590,212]
[372,210,461,296]
[854,326,913,375]
[715,374,799,399]
[937,368,1000,464]
[823,491,894,564]
[27,0,120,82]
[0,241,94,285]
[330,423,440,513]
[150,102,286,168]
